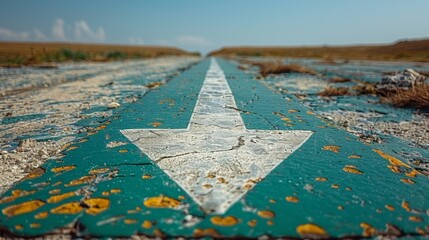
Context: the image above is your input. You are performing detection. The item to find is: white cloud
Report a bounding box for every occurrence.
[129,37,144,45]
[176,35,210,46]
[52,18,66,40]
[33,29,46,40]
[74,20,105,42]
[0,28,30,40]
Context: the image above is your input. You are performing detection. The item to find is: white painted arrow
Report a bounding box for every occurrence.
[121,59,312,214]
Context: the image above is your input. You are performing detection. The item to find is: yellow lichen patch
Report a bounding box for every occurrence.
[322,145,340,153]
[385,205,395,211]
[23,167,45,180]
[142,174,152,179]
[124,219,137,224]
[142,220,153,229]
[89,168,109,174]
[0,189,36,204]
[47,192,76,204]
[152,122,162,127]
[30,223,41,228]
[110,189,121,194]
[360,222,376,237]
[2,200,45,217]
[34,211,48,219]
[331,184,340,189]
[257,210,275,219]
[409,216,423,222]
[401,178,415,184]
[285,196,299,203]
[118,149,128,153]
[348,155,361,159]
[65,175,95,187]
[15,225,23,231]
[315,177,328,182]
[210,216,239,226]
[51,202,83,214]
[296,223,328,238]
[49,189,61,195]
[83,198,110,215]
[144,195,181,208]
[401,201,411,212]
[193,228,220,238]
[343,166,363,174]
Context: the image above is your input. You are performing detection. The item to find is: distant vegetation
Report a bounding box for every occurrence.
[209,39,429,62]
[0,42,200,67]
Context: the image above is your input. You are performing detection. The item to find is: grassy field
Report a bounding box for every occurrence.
[0,42,200,67]
[209,39,429,62]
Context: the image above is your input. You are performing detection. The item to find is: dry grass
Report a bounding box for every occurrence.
[382,84,429,109]
[209,39,429,62]
[318,87,349,96]
[0,42,199,66]
[242,60,317,76]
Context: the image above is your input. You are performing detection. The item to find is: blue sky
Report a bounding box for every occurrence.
[0,0,428,54]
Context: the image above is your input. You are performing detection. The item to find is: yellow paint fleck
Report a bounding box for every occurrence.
[405,170,420,178]
[49,189,61,195]
[34,211,48,219]
[288,109,299,113]
[102,191,110,196]
[296,223,328,238]
[142,220,153,229]
[23,167,45,180]
[315,177,328,182]
[142,174,152,179]
[257,210,275,219]
[67,146,79,151]
[348,155,361,159]
[343,166,364,174]
[331,184,340,189]
[360,222,376,237]
[83,198,110,215]
[374,149,421,178]
[30,223,41,228]
[144,195,180,208]
[416,227,426,235]
[203,184,213,189]
[79,138,89,143]
[51,165,76,173]
[124,219,137,224]
[409,216,423,222]
[47,192,76,203]
[248,219,257,227]
[65,175,95,187]
[53,181,62,186]
[210,216,239,226]
[402,201,411,212]
[15,225,23,231]
[152,122,162,127]
[285,196,299,203]
[193,228,220,237]
[385,205,395,211]
[307,111,315,115]
[267,220,274,226]
[2,200,45,217]
[89,168,109,174]
[400,178,415,184]
[110,189,121,194]
[51,202,83,214]
[387,165,401,173]
[322,145,340,153]
[95,125,107,131]
[119,149,128,153]
[178,195,185,200]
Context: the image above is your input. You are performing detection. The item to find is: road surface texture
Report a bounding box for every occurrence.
[0,57,428,239]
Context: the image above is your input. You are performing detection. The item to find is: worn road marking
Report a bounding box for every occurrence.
[122,59,312,214]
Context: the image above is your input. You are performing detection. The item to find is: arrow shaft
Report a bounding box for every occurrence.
[189,59,244,130]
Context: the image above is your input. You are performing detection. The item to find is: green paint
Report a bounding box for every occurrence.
[0,58,427,239]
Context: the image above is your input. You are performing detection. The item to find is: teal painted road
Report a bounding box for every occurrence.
[0,58,428,239]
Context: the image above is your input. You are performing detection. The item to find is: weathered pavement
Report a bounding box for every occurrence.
[0,58,428,239]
